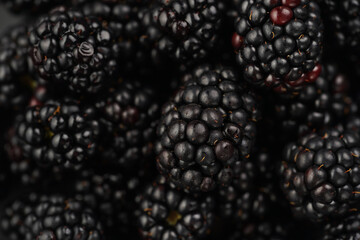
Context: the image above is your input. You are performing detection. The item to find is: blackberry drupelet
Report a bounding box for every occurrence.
[272,63,357,142]
[280,126,360,221]
[0,26,32,111]
[149,0,223,63]
[95,80,160,168]
[0,193,104,240]
[29,7,118,94]
[322,211,360,240]
[14,99,100,168]
[135,176,215,240]
[155,65,261,192]
[233,0,323,93]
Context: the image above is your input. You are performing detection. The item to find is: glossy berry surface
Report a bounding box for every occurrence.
[233,0,323,93]
[156,65,261,192]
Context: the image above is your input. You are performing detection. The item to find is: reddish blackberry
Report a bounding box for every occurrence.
[233,0,323,93]
[0,193,105,240]
[280,126,360,221]
[135,176,215,240]
[0,25,33,111]
[29,7,118,94]
[14,99,100,168]
[149,0,223,64]
[95,80,160,168]
[322,211,360,240]
[155,65,261,192]
[272,63,357,142]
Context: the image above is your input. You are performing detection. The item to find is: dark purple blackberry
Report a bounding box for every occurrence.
[95,80,160,168]
[149,0,223,64]
[272,63,357,142]
[155,65,261,192]
[29,7,118,94]
[0,25,33,111]
[322,211,360,240]
[14,99,100,168]
[135,176,215,240]
[72,169,148,239]
[0,193,105,240]
[233,0,323,93]
[280,126,360,221]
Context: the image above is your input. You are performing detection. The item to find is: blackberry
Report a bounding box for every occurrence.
[233,0,323,93]
[29,7,118,94]
[0,0,63,13]
[155,65,261,192]
[227,221,289,240]
[0,193,104,240]
[135,176,215,240]
[14,99,100,168]
[322,211,360,240]
[80,1,162,76]
[272,63,357,142]
[0,25,32,111]
[280,126,360,221]
[95,80,160,168]
[149,0,223,64]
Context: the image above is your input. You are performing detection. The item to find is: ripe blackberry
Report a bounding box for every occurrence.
[0,193,105,240]
[280,126,360,221]
[322,211,360,240]
[135,176,215,240]
[0,25,33,111]
[14,99,100,168]
[155,65,261,192]
[272,63,357,142]
[149,0,223,64]
[95,80,160,168]
[29,7,118,94]
[72,169,145,239]
[233,0,323,93]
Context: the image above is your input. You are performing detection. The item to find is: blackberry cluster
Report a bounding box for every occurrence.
[322,211,360,240]
[14,100,100,168]
[95,80,160,168]
[280,126,360,221]
[29,7,118,94]
[272,63,357,142]
[156,65,261,192]
[0,193,104,240]
[149,0,223,63]
[232,0,323,93]
[0,26,32,111]
[135,177,215,240]
[72,169,148,239]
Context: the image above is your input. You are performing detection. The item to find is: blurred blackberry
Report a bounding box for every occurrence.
[29,7,118,94]
[322,211,360,240]
[14,99,100,169]
[149,0,223,64]
[73,168,152,239]
[0,0,63,13]
[227,221,289,240]
[135,176,215,240]
[232,0,323,93]
[0,193,105,240]
[155,65,261,192]
[0,25,33,111]
[272,63,357,142]
[95,80,160,168]
[280,126,360,221]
